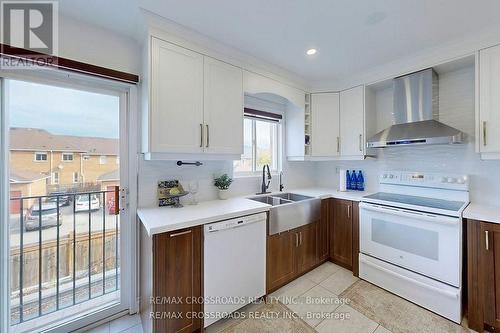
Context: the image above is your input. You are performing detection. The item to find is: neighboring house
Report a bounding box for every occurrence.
[9,170,50,213]
[9,128,120,193]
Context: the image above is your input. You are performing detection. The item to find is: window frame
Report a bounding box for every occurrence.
[72,171,79,184]
[62,152,74,162]
[52,172,59,185]
[34,151,48,162]
[233,116,282,177]
[1,70,138,333]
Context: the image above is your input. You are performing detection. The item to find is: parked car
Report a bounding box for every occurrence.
[75,194,100,212]
[46,192,72,207]
[25,202,63,231]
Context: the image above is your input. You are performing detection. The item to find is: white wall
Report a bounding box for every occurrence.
[315,65,500,205]
[59,15,141,75]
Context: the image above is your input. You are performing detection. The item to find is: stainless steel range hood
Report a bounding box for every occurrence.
[367,68,464,148]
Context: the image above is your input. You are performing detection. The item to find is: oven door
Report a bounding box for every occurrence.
[359,202,461,287]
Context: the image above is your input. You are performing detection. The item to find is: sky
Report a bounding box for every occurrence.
[8,79,120,139]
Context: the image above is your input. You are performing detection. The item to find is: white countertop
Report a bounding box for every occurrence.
[463,203,500,224]
[138,197,271,236]
[289,188,371,201]
[138,187,371,236]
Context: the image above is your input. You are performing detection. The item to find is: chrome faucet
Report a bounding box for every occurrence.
[279,171,284,192]
[259,164,272,194]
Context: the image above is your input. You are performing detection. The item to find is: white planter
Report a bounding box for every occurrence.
[218,189,230,200]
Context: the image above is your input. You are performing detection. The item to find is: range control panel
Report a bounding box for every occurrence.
[380,171,469,190]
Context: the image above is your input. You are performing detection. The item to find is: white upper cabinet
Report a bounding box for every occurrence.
[479,45,500,158]
[145,36,244,159]
[340,86,365,157]
[311,93,340,157]
[150,37,204,154]
[203,57,243,155]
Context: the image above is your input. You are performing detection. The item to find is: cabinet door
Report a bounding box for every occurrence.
[318,199,330,262]
[311,93,340,157]
[480,222,500,330]
[153,227,202,333]
[204,57,243,154]
[340,86,365,157]
[479,45,500,153]
[150,37,204,153]
[267,230,296,292]
[330,199,353,270]
[296,223,318,275]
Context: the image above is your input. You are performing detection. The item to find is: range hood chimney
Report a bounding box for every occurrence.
[367,68,464,148]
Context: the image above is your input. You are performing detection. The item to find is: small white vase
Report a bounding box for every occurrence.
[218,189,230,200]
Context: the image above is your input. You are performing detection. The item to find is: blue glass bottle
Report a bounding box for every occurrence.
[346,170,351,190]
[358,170,365,191]
[350,170,358,191]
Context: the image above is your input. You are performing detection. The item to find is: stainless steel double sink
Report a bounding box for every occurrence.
[248,192,321,235]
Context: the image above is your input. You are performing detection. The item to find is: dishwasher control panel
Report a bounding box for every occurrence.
[204,212,267,233]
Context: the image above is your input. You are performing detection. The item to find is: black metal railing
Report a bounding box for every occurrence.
[9,188,120,325]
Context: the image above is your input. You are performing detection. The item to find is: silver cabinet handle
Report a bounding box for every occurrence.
[359,134,363,151]
[486,230,489,251]
[347,205,351,219]
[483,121,487,146]
[170,230,192,238]
[336,137,340,153]
[295,232,299,247]
[299,232,303,245]
[200,124,204,148]
[206,124,209,148]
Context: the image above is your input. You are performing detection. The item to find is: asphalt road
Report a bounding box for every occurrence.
[9,205,120,246]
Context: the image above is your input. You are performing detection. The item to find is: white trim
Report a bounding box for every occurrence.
[61,152,74,162]
[51,172,59,185]
[1,77,11,333]
[34,152,48,162]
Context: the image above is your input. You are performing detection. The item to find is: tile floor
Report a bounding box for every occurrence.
[88,262,472,333]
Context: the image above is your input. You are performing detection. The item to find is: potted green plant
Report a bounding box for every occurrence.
[214,174,233,200]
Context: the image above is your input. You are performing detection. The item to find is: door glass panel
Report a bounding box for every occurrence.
[371,218,439,260]
[7,79,122,330]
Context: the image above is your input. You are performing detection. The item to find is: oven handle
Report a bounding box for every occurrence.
[360,202,459,225]
[360,257,459,299]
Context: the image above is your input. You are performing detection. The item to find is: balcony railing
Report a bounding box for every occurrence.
[9,189,120,325]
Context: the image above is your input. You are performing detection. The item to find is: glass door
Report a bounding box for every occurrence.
[4,77,131,332]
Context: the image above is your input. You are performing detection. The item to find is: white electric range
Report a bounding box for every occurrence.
[359,171,470,323]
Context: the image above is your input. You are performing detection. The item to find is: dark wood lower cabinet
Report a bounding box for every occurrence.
[318,199,330,262]
[153,226,202,333]
[296,222,318,275]
[468,219,500,332]
[267,230,297,292]
[266,222,319,293]
[330,199,354,270]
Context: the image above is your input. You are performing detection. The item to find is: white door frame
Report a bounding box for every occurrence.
[0,69,138,333]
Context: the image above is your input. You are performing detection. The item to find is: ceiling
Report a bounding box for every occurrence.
[59,0,500,85]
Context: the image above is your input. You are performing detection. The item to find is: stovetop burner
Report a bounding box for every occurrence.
[363,192,466,213]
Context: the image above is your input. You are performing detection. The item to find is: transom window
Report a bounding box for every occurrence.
[34,152,47,161]
[62,152,74,161]
[234,115,280,175]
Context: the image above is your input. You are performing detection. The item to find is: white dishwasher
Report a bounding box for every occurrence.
[203,212,267,328]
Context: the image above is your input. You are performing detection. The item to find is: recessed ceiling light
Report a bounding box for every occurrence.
[306,48,317,56]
